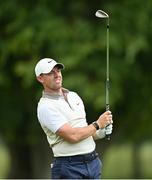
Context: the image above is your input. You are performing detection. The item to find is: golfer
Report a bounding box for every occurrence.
[35,58,113,179]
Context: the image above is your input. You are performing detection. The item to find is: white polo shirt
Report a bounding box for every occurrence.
[37,88,95,157]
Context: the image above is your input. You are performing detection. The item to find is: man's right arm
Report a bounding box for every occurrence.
[56,111,113,143]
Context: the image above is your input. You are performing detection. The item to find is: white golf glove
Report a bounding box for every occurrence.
[95,124,113,139]
[105,124,113,135]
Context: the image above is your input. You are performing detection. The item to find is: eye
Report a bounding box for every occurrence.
[56,69,61,72]
[51,69,61,74]
[49,71,54,75]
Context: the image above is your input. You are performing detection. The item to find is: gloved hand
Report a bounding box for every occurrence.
[95,124,113,140]
[105,124,113,135]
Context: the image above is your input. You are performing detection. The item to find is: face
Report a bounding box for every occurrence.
[37,66,63,93]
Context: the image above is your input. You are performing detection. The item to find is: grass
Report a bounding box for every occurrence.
[0,141,152,178]
[0,142,10,178]
[102,142,152,179]
[102,143,133,179]
[140,142,152,178]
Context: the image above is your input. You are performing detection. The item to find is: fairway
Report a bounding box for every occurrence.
[101,142,152,179]
[0,142,10,178]
[0,142,152,178]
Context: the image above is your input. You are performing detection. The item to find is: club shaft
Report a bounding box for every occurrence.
[106,18,111,141]
[106,18,110,111]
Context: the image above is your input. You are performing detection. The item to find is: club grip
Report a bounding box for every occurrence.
[105,104,111,140]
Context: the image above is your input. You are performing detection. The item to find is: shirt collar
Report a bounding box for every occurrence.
[42,88,69,99]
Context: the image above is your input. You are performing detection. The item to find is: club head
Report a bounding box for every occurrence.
[95,10,109,18]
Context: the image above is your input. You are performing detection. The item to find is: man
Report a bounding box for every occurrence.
[35,58,113,179]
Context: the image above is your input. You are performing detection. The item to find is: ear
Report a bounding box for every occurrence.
[36,75,44,84]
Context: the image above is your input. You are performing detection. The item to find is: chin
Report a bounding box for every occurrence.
[55,85,62,90]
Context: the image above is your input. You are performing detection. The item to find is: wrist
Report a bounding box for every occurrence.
[92,121,100,130]
[96,119,105,129]
[95,128,106,139]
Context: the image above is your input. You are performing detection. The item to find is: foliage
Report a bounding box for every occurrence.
[0,0,152,177]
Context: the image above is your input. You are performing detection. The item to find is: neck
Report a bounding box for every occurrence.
[44,87,63,96]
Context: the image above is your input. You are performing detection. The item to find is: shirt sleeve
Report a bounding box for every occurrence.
[37,104,68,133]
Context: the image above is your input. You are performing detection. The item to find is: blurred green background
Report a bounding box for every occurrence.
[0,0,152,178]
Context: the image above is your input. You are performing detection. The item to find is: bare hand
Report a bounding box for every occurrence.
[96,111,113,129]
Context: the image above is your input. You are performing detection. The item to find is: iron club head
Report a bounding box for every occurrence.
[95,10,109,18]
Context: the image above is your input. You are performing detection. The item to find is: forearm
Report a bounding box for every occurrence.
[73,124,97,142]
[57,123,97,143]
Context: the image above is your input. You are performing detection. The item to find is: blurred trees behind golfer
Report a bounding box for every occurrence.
[0,0,152,178]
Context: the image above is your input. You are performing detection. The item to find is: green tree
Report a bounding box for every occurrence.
[0,0,152,178]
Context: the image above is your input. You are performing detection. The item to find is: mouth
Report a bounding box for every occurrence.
[55,78,61,84]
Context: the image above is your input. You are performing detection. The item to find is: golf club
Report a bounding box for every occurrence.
[95,10,111,140]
